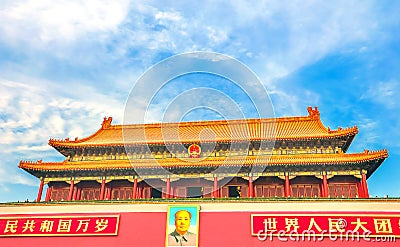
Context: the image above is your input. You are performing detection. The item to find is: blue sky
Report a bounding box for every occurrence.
[0,1,399,202]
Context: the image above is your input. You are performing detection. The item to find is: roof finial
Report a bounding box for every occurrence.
[307,106,320,119]
[102,117,113,129]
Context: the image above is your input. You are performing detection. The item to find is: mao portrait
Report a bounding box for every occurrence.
[166,205,199,247]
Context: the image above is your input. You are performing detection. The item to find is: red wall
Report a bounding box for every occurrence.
[1,211,398,247]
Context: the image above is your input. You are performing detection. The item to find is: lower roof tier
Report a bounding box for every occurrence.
[20,150,387,179]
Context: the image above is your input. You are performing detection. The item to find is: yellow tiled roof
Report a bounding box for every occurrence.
[48,107,358,147]
[19,150,387,171]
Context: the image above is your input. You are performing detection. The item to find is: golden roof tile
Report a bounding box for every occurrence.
[19,150,388,171]
[48,107,358,147]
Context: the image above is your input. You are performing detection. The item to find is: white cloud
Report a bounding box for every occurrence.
[362,81,400,108]
[16,145,52,152]
[0,79,124,143]
[9,174,37,187]
[95,1,381,116]
[1,1,382,85]
[0,158,37,186]
[0,78,125,187]
[155,11,183,22]
[256,2,376,78]
[0,0,397,200]
[0,80,46,139]
[0,1,383,69]
[0,0,130,46]
[348,113,400,154]
[263,77,321,117]
[206,26,229,45]
[351,118,380,149]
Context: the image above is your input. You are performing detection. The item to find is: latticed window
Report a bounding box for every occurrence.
[51,189,69,201]
[255,185,284,197]
[202,187,213,198]
[328,183,358,198]
[110,188,132,200]
[291,184,320,197]
[80,188,101,200]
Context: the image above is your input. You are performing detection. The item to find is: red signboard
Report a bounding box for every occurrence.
[0,215,119,237]
[0,210,399,246]
[252,212,400,241]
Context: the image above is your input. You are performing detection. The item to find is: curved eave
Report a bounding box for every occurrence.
[19,150,387,177]
[47,107,360,156]
[48,126,358,151]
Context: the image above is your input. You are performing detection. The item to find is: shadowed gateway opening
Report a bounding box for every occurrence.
[151,188,163,198]
[229,186,241,198]
[187,187,202,198]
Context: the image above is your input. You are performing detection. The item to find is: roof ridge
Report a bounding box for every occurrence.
[110,116,302,129]
[47,107,359,150]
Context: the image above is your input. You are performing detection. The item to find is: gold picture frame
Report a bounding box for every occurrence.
[165,205,200,247]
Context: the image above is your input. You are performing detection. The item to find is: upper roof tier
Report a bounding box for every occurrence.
[49,107,358,149]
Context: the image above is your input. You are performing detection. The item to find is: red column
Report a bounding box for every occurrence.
[322,175,329,198]
[132,178,138,199]
[106,188,111,200]
[213,176,219,198]
[45,186,52,202]
[76,188,81,200]
[100,179,106,200]
[357,180,365,198]
[284,175,291,197]
[248,176,254,198]
[36,180,44,202]
[362,173,369,198]
[138,187,142,199]
[72,187,77,201]
[44,187,49,201]
[67,180,75,201]
[166,177,171,199]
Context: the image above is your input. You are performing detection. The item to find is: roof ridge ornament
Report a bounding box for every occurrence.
[307,106,320,120]
[102,117,113,129]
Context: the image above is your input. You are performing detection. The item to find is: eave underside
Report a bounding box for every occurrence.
[51,135,356,158]
[20,152,387,180]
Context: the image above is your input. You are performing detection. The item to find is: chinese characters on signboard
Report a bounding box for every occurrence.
[0,215,119,237]
[252,213,400,238]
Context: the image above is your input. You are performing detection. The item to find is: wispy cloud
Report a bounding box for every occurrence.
[361,81,400,108]
[0,0,130,46]
[0,1,399,201]
[0,157,37,187]
[0,78,125,188]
